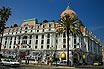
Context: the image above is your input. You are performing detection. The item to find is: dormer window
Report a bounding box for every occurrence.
[25,31,27,33]
[25,27,28,30]
[43,25,44,28]
[71,13,75,18]
[25,27,28,33]
[38,26,39,29]
[49,24,51,27]
[64,13,67,16]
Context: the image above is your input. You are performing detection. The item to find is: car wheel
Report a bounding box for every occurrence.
[10,64,13,67]
[1,63,4,66]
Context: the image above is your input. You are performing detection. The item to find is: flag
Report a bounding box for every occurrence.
[16,44,19,46]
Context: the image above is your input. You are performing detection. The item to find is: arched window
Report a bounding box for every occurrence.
[25,27,28,30]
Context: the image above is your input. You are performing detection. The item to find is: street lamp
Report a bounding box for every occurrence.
[82,54,86,65]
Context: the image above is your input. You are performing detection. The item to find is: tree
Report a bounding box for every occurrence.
[0,7,11,61]
[57,10,82,66]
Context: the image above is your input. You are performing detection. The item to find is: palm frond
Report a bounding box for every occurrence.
[0,7,11,24]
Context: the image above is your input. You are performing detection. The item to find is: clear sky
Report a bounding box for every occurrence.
[0,0,104,45]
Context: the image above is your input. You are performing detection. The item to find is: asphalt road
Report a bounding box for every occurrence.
[0,64,104,69]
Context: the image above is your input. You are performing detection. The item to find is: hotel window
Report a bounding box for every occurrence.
[9,29,11,32]
[47,39,50,44]
[22,36,27,44]
[43,25,45,28]
[29,45,31,48]
[10,41,12,45]
[23,40,27,44]
[36,40,38,44]
[38,26,39,29]
[35,46,37,49]
[41,40,44,44]
[31,26,34,29]
[56,39,58,43]
[49,24,51,27]
[10,37,12,40]
[42,35,44,39]
[63,45,66,48]
[18,36,21,40]
[47,45,49,49]
[13,46,15,48]
[5,41,7,45]
[74,39,76,44]
[49,28,51,31]
[47,34,50,38]
[14,41,16,45]
[37,30,39,32]
[15,37,16,40]
[18,41,20,44]
[30,35,32,39]
[36,35,38,39]
[25,31,27,33]
[41,45,43,49]
[25,27,28,30]
[74,45,76,48]
[42,29,44,32]
[29,40,31,44]
[74,34,76,38]
[5,37,7,40]
[4,46,6,49]
[63,39,66,43]
[56,34,58,37]
[23,46,26,48]
[9,46,11,48]
[63,32,66,37]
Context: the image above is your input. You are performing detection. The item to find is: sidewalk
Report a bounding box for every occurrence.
[21,63,75,69]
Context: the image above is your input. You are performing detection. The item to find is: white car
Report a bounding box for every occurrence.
[59,60,67,66]
[1,59,20,67]
[52,61,60,65]
[59,60,73,66]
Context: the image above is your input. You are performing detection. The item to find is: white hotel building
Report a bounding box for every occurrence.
[0,5,102,65]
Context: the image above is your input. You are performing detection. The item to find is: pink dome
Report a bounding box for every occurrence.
[60,6,77,19]
[61,10,76,17]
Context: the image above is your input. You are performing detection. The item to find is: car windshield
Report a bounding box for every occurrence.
[9,59,16,62]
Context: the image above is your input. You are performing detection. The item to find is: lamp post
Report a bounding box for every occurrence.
[82,54,86,65]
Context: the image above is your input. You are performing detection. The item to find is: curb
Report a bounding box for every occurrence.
[21,64,75,69]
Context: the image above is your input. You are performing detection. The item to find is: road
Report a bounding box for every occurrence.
[0,64,104,69]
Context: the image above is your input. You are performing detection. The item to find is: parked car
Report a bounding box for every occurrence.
[59,60,73,66]
[29,59,38,64]
[52,61,60,66]
[93,61,103,66]
[59,60,67,66]
[1,59,20,67]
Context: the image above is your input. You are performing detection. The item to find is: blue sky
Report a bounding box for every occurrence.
[0,0,104,45]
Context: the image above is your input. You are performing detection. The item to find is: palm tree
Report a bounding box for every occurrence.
[0,7,11,61]
[57,7,82,66]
